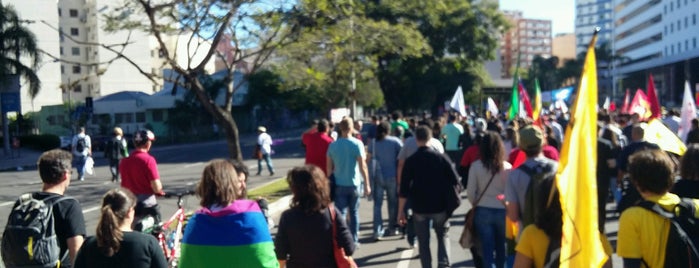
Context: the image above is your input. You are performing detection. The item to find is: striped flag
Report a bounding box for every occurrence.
[179,200,278,267]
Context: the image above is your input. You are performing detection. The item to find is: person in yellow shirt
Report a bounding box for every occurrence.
[617,149,699,268]
[513,174,613,268]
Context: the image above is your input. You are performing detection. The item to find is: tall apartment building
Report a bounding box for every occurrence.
[575,0,613,55]
[12,0,63,114]
[613,0,699,105]
[58,0,160,103]
[500,10,553,78]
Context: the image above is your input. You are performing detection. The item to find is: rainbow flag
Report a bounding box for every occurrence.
[179,200,279,268]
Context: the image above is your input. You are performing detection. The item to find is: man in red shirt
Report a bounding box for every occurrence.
[119,129,164,230]
[303,119,333,175]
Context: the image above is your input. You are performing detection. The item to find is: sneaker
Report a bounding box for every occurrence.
[383,229,400,237]
[78,177,84,181]
[270,171,275,176]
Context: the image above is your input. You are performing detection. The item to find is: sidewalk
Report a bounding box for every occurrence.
[0,147,43,172]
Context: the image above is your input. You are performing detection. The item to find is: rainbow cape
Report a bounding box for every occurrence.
[179,200,279,268]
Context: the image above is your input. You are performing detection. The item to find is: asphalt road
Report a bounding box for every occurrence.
[0,130,624,267]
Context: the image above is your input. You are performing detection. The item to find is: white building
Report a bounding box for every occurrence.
[12,0,63,114]
[612,0,699,106]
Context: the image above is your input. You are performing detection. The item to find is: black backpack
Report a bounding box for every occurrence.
[1,194,72,268]
[518,162,557,227]
[75,137,86,152]
[637,198,699,267]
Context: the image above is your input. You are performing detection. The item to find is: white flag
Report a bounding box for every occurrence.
[678,81,696,141]
[603,96,610,110]
[449,86,467,117]
[486,97,499,117]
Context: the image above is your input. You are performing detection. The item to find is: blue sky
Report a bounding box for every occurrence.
[499,0,575,35]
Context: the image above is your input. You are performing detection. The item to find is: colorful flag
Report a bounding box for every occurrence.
[508,54,521,120]
[486,97,499,117]
[647,74,662,119]
[629,89,652,120]
[179,200,278,267]
[449,86,467,117]
[678,81,697,141]
[533,79,542,121]
[555,30,608,268]
[519,80,533,118]
[621,89,631,114]
[644,119,687,156]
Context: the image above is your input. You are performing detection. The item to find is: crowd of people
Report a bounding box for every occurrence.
[4,105,699,268]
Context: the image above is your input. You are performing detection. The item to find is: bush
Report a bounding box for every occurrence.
[20,134,60,151]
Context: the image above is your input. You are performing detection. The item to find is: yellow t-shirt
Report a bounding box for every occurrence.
[515,225,612,268]
[617,193,699,267]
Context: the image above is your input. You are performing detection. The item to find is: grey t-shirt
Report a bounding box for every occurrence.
[504,157,558,220]
[397,137,445,161]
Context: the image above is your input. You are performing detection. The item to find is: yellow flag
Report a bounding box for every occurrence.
[644,119,687,156]
[555,30,608,267]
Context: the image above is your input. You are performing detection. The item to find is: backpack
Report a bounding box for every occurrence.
[75,137,86,152]
[518,162,557,227]
[1,194,72,268]
[106,138,127,160]
[637,198,699,267]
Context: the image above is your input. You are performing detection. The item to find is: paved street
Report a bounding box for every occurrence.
[0,130,623,267]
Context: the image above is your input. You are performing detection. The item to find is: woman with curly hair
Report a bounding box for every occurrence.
[74,188,167,268]
[467,131,512,268]
[275,165,355,268]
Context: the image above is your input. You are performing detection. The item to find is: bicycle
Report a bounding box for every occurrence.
[141,190,195,268]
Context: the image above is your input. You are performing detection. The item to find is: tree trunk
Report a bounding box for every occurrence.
[220,113,243,161]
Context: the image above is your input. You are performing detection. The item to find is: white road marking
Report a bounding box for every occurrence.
[184,162,203,168]
[0,201,15,207]
[396,247,415,268]
[82,206,100,214]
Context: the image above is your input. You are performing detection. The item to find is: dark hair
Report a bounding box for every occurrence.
[479,131,505,175]
[376,121,390,141]
[414,125,431,142]
[692,118,699,127]
[392,111,403,121]
[197,159,239,207]
[38,149,72,184]
[287,165,331,214]
[535,175,562,239]
[96,188,137,257]
[600,128,620,148]
[680,144,699,181]
[228,160,249,198]
[505,127,518,148]
[628,149,674,195]
[317,119,329,133]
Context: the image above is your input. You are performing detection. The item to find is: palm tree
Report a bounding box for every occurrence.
[0,4,40,98]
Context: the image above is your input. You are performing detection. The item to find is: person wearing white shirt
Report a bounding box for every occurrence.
[256,126,275,176]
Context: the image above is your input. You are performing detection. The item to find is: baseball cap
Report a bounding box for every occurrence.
[134,130,156,143]
[257,126,267,133]
[518,125,544,151]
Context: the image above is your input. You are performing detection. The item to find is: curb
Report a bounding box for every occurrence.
[0,164,36,172]
[267,195,292,217]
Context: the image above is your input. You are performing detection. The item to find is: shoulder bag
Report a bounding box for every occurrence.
[329,204,358,268]
[459,172,496,249]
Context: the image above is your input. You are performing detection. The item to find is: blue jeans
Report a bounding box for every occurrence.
[474,207,506,268]
[334,185,360,243]
[372,177,397,238]
[74,155,87,179]
[414,211,451,268]
[257,153,274,174]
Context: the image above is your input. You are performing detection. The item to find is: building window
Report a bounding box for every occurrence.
[69,9,78,17]
[694,14,696,25]
[686,17,689,28]
[678,20,681,31]
[679,42,682,52]
[73,84,82,92]
[671,23,674,33]
[70,28,79,36]
[60,65,64,74]
[671,2,674,11]
[665,25,667,35]
[58,8,62,17]
[665,46,668,55]
[694,37,697,48]
[71,47,80,55]
[686,40,689,50]
[152,110,164,122]
[72,65,81,74]
[136,112,146,123]
[60,47,64,55]
[672,45,675,54]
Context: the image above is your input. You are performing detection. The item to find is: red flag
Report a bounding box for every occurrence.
[609,101,616,112]
[630,89,652,120]
[647,74,662,119]
[621,89,631,114]
[518,80,533,118]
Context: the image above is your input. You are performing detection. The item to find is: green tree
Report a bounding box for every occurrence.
[525,55,558,91]
[371,0,509,111]
[96,0,304,160]
[274,0,428,113]
[0,4,40,98]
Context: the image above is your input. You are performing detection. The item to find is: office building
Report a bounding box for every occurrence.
[613,0,699,105]
[575,0,613,55]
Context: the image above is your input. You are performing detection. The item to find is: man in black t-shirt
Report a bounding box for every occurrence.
[26,150,86,266]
